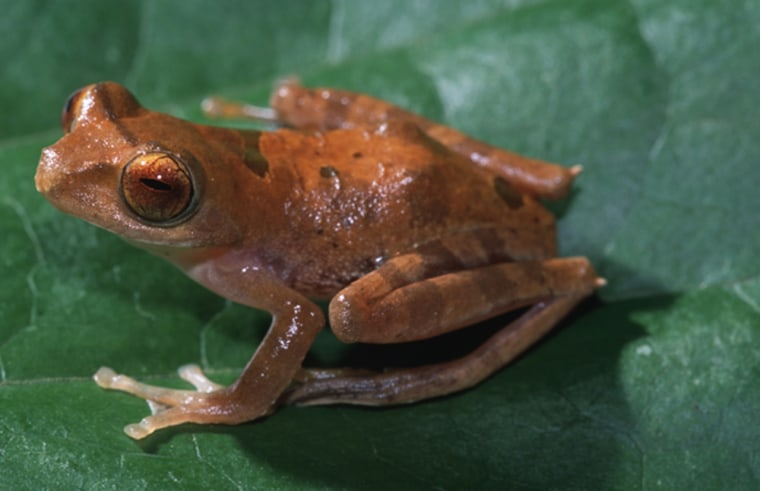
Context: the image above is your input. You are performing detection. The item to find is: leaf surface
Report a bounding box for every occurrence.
[1,1,758,489]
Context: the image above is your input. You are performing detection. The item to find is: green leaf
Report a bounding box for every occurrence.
[2,0,758,489]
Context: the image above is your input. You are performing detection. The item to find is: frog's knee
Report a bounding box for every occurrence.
[328,291,366,343]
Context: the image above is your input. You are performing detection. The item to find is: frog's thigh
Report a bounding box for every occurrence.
[329,256,598,344]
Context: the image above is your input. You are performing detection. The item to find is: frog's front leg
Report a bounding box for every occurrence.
[94,268,324,439]
[283,255,602,406]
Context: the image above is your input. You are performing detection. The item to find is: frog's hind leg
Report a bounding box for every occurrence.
[424,125,581,200]
[283,294,590,407]
[281,250,602,406]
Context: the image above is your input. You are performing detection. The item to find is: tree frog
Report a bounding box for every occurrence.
[35,80,603,439]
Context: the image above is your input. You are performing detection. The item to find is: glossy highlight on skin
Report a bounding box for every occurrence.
[36,80,602,439]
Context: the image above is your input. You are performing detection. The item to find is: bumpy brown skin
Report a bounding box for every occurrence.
[35,81,601,439]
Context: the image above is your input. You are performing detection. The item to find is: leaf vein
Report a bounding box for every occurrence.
[732,283,760,315]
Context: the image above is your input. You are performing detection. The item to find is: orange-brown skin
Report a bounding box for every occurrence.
[35,80,601,439]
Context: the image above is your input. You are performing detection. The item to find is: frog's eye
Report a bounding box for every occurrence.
[121,152,195,224]
[61,88,84,133]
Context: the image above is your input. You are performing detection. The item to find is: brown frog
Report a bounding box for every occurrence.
[35,80,602,439]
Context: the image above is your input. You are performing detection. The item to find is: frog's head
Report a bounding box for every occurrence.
[35,82,244,250]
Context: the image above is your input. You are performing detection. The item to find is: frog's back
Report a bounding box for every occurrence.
[256,124,556,296]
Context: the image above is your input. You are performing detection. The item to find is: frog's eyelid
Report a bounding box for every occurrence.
[61,88,85,133]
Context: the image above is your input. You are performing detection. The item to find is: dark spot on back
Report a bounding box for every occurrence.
[352,151,363,159]
[320,165,339,178]
[493,176,524,210]
[241,132,269,178]
[244,148,269,177]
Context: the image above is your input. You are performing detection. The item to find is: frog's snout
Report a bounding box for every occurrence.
[35,146,61,195]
